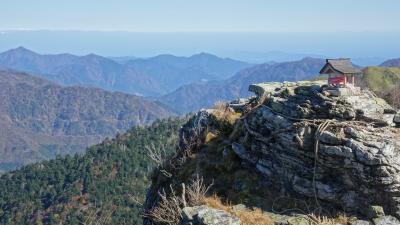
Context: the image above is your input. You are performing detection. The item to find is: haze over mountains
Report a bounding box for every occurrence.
[1,47,399,112]
[161,57,326,112]
[381,58,400,67]
[0,69,173,172]
[1,46,400,172]
[124,53,251,93]
[0,47,250,96]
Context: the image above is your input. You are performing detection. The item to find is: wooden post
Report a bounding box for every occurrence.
[352,75,355,85]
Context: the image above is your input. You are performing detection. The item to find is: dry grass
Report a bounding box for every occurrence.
[204,196,351,225]
[205,132,218,143]
[307,214,335,225]
[307,213,350,225]
[235,208,273,225]
[212,101,241,125]
[333,213,351,225]
[204,196,274,225]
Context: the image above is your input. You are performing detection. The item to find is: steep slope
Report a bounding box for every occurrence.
[0,47,162,96]
[360,67,400,92]
[358,67,400,108]
[380,58,400,67]
[0,70,174,172]
[124,53,252,93]
[160,57,325,113]
[0,118,186,225]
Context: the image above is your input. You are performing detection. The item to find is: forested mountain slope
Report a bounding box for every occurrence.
[0,70,174,172]
[0,118,186,225]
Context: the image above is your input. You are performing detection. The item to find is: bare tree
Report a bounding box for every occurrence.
[146,143,167,168]
[146,143,172,178]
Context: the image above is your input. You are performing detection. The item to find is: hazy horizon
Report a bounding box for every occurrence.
[0,30,399,65]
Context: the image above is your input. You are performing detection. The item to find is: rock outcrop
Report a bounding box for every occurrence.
[229,82,400,217]
[144,81,400,225]
[181,205,241,225]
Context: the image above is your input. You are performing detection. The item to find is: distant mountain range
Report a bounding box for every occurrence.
[124,53,251,93]
[0,47,251,96]
[0,47,398,172]
[0,69,174,172]
[381,58,400,67]
[160,57,326,113]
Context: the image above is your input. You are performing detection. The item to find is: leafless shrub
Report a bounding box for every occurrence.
[146,143,172,177]
[145,186,183,225]
[145,175,213,225]
[186,174,213,206]
[174,118,205,168]
[146,143,167,167]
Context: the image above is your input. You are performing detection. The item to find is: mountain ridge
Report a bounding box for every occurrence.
[0,47,252,96]
[0,69,174,172]
[160,57,326,113]
[381,58,400,67]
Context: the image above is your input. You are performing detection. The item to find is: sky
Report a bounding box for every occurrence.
[1,0,400,32]
[0,0,399,64]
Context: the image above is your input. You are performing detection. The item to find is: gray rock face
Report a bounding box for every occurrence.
[181,205,241,225]
[394,113,400,126]
[367,205,385,219]
[373,216,400,225]
[264,211,310,225]
[228,82,400,217]
[144,81,400,225]
[350,220,370,225]
[172,82,400,218]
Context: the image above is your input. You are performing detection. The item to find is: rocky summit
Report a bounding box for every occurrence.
[233,81,400,214]
[145,80,400,225]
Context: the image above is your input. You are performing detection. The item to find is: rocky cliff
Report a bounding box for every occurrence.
[144,81,400,225]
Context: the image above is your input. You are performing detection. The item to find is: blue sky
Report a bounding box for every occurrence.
[1,0,400,32]
[1,0,400,63]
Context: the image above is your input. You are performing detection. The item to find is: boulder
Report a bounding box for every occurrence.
[350,220,370,225]
[394,113,400,125]
[181,205,241,225]
[263,212,310,225]
[372,216,400,225]
[367,205,385,219]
